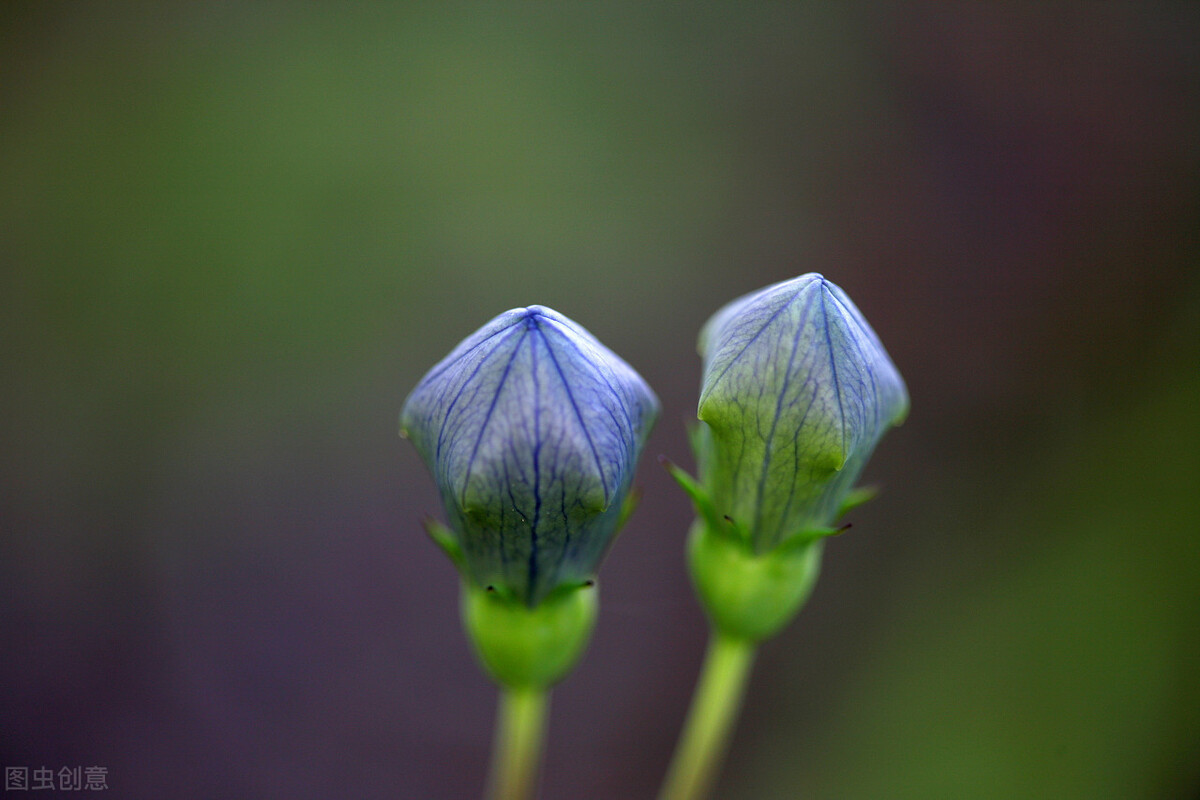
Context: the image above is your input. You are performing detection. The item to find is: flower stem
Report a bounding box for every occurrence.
[486,686,549,800]
[658,631,757,800]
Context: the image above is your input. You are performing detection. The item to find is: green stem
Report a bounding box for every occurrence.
[658,631,757,800]
[486,686,549,800]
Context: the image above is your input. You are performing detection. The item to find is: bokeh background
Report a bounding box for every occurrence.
[3,3,1198,798]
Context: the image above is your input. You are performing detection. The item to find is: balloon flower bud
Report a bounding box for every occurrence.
[670,274,907,641]
[402,305,658,687]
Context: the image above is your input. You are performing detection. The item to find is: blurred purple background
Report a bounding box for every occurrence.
[2,4,1198,798]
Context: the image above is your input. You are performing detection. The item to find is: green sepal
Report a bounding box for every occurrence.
[776,523,850,554]
[423,516,464,571]
[837,485,878,519]
[660,456,728,538]
[687,520,822,642]
[461,580,599,689]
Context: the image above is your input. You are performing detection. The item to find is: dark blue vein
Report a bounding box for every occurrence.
[539,316,637,438]
[501,458,517,576]
[752,289,817,540]
[435,324,523,461]
[703,276,821,403]
[536,326,610,502]
[419,314,526,383]
[461,328,529,510]
[775,368,821,545]
[554,465,573,583]
[819,285,848,460]
[826,289,892,424]
[528,322,542,603]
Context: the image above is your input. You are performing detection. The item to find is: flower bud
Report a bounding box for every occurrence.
[695,273,908,552]
[401,306,659,607]
[670,274,907,642]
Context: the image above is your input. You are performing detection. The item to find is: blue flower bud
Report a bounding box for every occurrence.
[401,306,659,606]
[696,273,908,551]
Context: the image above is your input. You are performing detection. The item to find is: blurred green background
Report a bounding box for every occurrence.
[2,3,1198,798]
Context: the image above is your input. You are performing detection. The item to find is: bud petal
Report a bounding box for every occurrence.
[696,274,907,550]
[402,306,659,605]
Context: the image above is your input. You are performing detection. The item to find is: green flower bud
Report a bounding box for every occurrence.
[673,274,907,640]
[697,273,908,550]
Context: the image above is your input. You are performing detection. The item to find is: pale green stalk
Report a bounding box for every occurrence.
[658,632,757,800]
[486,686,549,800]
